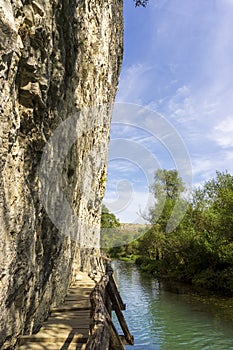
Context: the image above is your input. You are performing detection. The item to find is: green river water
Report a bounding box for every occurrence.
[112,260,233,350]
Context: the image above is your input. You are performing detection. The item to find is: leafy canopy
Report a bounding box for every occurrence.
[101,204,120,228]
[119,170,233,295]
[148,169,186,229]
[134,0,149,7]
[150,169,185,201]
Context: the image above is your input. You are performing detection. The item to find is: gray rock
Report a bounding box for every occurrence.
[0,0,123,348]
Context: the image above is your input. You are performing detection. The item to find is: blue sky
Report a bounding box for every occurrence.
[104,0,233,223]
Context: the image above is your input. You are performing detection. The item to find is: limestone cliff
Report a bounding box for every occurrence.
[0,0,123,348]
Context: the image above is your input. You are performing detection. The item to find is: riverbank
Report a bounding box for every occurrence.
[108,245,233,297]
[106,171,233,299]
[109,255,233,324]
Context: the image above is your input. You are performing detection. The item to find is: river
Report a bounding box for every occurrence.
[112,260,233,350]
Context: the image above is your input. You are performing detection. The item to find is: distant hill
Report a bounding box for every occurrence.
[120,223,150,234]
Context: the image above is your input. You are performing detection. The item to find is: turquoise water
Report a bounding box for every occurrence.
[112,260,233,350]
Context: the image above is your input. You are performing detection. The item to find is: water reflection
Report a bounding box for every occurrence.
[112,260,233,350]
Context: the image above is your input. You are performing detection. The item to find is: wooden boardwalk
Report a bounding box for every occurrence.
[18,273,95,350]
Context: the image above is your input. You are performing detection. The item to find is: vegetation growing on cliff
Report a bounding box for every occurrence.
[108,170,233,296]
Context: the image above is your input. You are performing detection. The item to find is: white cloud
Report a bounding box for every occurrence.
[104,189,154,224]
[116,63,152,104]
[191,149,233,184]
[105,0,233,222]
[212,117,233,148]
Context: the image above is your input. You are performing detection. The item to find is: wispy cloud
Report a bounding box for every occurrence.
[192,149,233,184]
[105,0,233,222]
[104,188,154,224]
[116,63,151,104]
[212,117,233,148]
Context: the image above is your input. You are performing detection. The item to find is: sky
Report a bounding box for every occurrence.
[103,0,233,224]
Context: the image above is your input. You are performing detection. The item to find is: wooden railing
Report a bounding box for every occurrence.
[86,261,134,350]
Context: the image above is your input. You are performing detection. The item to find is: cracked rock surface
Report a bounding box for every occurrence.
[0,0,123,348]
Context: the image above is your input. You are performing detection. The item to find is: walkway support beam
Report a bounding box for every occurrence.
[86,262,134,350]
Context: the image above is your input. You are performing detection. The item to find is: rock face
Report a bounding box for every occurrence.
[0,0,123,348]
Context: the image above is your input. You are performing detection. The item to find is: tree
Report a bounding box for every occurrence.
[150,169,185,201]
[101,204,121,250]
[149,169,186,229]
[193,171,233,241]
[134,0,149,7]
[128,169,233,295]
[101,204,120,228]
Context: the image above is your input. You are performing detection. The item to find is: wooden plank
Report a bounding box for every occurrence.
[105,307,126,350]
[18,272,95,350]
[108,275,126,311]
[19,333,87,344]
[51,306,91,312]
[86,274,127,350]
[86,276,110,350]
[106,282,134,345]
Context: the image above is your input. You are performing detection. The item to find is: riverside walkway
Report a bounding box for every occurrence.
[18,272,95,350]
[17,262,133,350]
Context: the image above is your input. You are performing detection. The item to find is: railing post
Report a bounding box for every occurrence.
[106,260,114,277]
[105,262,113,318]
[106,262,126,311]
[105,261,134,346]
[86,259,134,349]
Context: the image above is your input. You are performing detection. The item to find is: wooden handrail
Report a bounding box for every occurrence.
[85,262,134,350]
[106,262,126,311]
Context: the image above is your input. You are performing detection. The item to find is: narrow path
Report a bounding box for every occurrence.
[18,273,95,350]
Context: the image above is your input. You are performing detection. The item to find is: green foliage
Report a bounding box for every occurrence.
[148,169,186,229]
[119,170,233,296]
[101,204,120,228]
[134,0,149,7]
[100,204,121,249]
[150,169,185,201]
[193,171,233,241]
